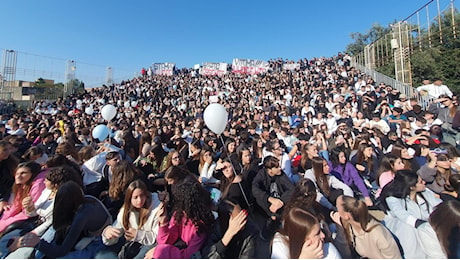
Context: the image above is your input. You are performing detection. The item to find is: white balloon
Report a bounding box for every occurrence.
[131,101,138,107]
[101,104,117,121]
[124,101,130,108]
[203,103,228,135]
[85,107,94,115]
[76,99,82,105]
[68,110,75,117]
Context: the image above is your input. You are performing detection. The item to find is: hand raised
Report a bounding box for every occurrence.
[299,238,324,259]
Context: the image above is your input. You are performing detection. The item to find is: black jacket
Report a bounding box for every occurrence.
[0,156,18,202]
[251,169,294,217]
[202,220,258,259]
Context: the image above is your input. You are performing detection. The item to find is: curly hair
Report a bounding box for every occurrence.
[46,154,82,177]
[46,165,83,188]
[170,180,214,234]
[162,151,185,173]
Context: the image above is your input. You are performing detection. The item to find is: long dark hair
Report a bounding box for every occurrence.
[122,180,152,230]
[330,146,347,167]
[376,154,399,186]
[11,161,42,215]
[218,159,238,200]
[390,144,411,170]
[251,136,263,160]
[150,143,167,168]
[138,132,152,157]
[445,174,460,194]
[355,143,374,172]
[170,180,214,234]
[280,207,320,259]
[109,160,142,200]
[380,170,428,212]
[53,181,87,245]
[283,178,323,221]
[164,165,197,185]
[311,156,330,196]
[429,200,460,258]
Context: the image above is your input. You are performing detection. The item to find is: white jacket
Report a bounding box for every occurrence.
[102,195,160,246]
[304,170,354,210]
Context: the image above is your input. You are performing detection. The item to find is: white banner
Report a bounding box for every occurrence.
[200,62,227,76]
[283,63,300,70]
[232,58,269,75]
[152,63,175,76]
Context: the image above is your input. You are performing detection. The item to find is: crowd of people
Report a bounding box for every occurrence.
[0,53,459,259]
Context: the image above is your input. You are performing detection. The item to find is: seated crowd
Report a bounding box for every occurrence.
[0,55,459,259]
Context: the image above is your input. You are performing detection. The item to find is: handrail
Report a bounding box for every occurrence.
[351,59,433,109]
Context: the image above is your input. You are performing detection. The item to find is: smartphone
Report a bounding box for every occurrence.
[430,148,448,154]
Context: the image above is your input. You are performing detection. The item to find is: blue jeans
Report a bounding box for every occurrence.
[94,238,125,259]
[95,238,154,259]
[289,173,300,185]
[0,229,22,259]
[35,237,105,259]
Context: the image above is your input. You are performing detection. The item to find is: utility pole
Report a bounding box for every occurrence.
[64,60,76,97]
[1,50,17,99]
[391,22,413,87]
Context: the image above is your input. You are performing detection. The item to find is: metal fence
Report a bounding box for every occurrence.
[351,60,433,109]
[352,0,458,87]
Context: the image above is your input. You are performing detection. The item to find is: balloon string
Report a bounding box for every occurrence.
[219,135,239,177]
[218,134,251,208]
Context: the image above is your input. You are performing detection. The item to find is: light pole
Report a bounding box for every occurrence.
[64,60,76,97]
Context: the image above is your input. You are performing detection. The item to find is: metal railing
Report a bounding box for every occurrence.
[351,60,433,109]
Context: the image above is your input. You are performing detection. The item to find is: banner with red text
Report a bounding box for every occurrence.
[152,63,175,76]
[200,62,228,76]
[232,59,269,75]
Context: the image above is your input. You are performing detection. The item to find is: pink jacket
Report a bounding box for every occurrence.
[153,214,208,259]
[375,170,394,198]
[0,170,46,233]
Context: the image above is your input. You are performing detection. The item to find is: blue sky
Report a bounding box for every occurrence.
[1,0,458,87]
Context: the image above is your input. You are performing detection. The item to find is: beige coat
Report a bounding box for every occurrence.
[351,219,402,259]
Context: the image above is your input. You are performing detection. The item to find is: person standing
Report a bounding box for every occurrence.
[417,78,453,99]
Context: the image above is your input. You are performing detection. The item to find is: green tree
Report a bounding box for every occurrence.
[34,78,65,100]
[346,24,392,55]
[346,7,460,94]
[68,79,85,95]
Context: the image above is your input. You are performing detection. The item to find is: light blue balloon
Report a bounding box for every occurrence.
[92,124,109,141]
